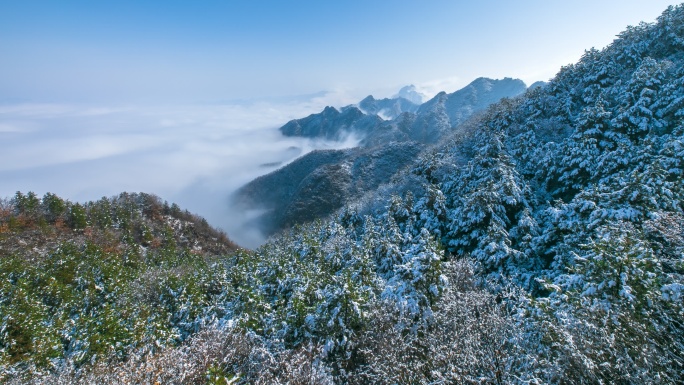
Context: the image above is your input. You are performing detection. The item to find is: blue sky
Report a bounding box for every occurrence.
[1,1,679,103]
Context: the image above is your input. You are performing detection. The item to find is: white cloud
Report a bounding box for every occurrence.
[0,94,362,248]
[0,134,160,172]
[0,123,25,132]
[414,76,465,99]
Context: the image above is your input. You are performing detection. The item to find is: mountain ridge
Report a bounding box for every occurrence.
[279,77,527,144]
[237,76,529,239]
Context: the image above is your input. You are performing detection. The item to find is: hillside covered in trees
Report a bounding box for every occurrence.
[2,4,684,384]
[234,77,527,239]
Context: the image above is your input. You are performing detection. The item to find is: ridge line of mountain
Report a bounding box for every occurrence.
[233,76,532,242]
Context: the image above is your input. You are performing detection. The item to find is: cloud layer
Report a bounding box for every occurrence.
[0,92,361,247]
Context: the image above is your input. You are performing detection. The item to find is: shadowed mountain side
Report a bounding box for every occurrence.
[232,141,422,237]
[279,106,384,140]
[234,149,354,210]
[237,78,529,241]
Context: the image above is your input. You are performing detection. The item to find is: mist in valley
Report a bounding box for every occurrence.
[0,95,363,248]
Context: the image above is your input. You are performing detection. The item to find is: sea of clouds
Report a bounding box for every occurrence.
[0,92,363,248]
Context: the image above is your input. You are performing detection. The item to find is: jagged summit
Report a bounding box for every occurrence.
[279,105,382,140]
[280,77,528,143]
[404,77,527,144]
[357,94,420,120]
[394,84,425,104]
[441,77,527,126]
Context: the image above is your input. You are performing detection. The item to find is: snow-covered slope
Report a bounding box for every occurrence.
[237,78,527,237]
[231,6,684,382]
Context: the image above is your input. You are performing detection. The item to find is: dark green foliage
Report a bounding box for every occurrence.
[0,192,239,378]
[41,193,66,224]
[67,203,88,230]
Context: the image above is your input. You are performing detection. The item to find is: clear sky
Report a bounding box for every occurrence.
[1,1,680,104]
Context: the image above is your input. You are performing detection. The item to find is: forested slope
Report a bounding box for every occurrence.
[235,77,527,239]
[0,192,239,380]
[233,6,684,382]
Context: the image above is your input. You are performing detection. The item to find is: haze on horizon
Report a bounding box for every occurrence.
[0,0,679,247]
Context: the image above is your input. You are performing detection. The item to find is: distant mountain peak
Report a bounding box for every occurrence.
[360,95,376,103]
[357,94,420,121]
[280,104,380,140]
[322,106,339,115]
[280,77,527,143]
[394,84,425,104]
